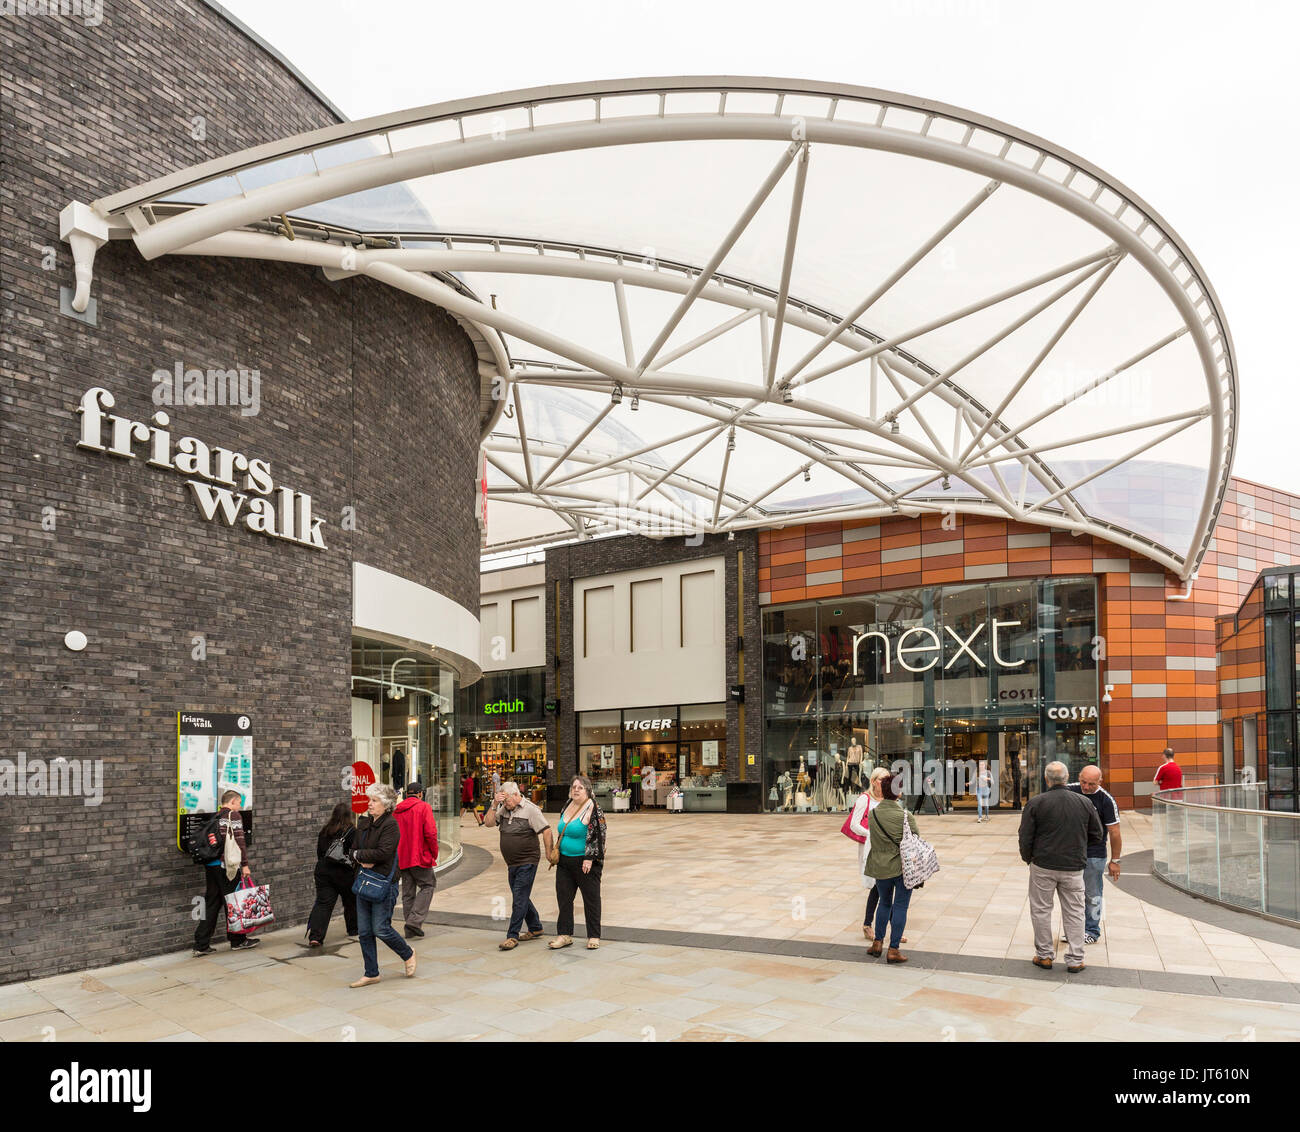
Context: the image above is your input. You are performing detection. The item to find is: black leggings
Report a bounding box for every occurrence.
[555,855,602,939]
[864,884,880,926]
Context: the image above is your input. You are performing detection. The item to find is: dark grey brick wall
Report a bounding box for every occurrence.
[543,533,761,789]
[0,3,479,983]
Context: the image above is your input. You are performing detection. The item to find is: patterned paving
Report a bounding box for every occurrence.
[443,810,1300,982]
[5,809,1299,1042]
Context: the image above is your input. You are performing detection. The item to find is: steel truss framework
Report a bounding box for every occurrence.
[64,78,1237,578]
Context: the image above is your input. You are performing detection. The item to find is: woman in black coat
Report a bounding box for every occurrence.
[306,801,358,946]
[350,783,416,987]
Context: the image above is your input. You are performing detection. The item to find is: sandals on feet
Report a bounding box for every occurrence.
[498,938,518,950]
[548,935,573,950]
[586,938,600,950]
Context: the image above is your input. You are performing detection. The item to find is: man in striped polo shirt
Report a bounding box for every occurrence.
[1069,764,1123,945]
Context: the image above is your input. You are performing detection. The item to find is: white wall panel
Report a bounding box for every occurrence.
[574,557,725,711]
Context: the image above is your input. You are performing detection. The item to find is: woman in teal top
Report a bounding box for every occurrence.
[549,775,607,951]
[556,808,588,857]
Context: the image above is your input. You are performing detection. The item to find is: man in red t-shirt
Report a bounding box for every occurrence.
[1153,748,1183,797]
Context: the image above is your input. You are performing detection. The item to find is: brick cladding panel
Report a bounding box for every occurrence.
[758,489,1300,811]
[0,4,479,982]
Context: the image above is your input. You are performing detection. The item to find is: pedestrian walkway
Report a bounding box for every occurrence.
[4,809,1299,1042]
[4,923,1298,1043]
[446,811,1300,982]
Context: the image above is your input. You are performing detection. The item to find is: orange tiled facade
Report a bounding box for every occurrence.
[758,476,1300,810]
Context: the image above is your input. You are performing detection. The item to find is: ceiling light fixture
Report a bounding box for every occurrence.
[611,381,623,405]
[630,391,639,410]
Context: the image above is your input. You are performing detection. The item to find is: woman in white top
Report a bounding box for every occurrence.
[849,767,904,943]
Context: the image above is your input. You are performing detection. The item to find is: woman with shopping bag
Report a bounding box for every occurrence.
[192,790,260,955]
[863,772,928,965]
[843,767,905,945]
[349,783,417,988]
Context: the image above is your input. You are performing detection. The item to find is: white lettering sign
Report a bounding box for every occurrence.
[625,719,672,731]
[853,618,1025,675]
[76,387,326,550]
[1047,705,1098,721]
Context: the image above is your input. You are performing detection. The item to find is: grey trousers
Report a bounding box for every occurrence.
[400,866,436,928]
[1028,863,1085,966]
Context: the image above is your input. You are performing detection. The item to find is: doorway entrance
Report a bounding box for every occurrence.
[943,716,1039,811]
[628,742,677,808]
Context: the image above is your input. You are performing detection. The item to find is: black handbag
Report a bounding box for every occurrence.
[324,827,352,868]
[351,820,398,901]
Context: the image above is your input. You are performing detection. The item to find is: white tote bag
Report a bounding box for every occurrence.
[223,821,242,879]
[898,809,940,889]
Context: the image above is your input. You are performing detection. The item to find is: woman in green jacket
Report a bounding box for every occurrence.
[864,772,920,964]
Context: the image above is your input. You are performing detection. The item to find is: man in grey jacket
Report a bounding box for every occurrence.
[1018,761,1103,973]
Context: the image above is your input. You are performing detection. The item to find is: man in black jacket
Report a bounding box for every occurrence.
[1018,761,1103,973]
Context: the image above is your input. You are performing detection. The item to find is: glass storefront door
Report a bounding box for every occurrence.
[943,716,1037,810]
[629,742,677,807]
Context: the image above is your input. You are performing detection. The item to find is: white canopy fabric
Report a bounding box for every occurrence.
[76,78,1236,578]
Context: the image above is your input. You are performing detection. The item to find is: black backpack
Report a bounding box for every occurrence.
[188,814,225,864]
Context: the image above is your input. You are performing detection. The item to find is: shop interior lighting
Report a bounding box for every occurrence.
[610,381,623,405]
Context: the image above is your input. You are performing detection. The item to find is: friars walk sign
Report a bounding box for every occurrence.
[75,387,327,550]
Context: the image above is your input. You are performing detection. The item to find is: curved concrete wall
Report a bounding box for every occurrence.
[0,3,479,981]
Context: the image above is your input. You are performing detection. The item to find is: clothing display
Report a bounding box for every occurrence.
[776,770,793,811]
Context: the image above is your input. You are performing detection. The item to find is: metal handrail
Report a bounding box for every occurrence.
[1153,782,1297,819]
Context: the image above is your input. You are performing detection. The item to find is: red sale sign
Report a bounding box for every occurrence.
[350,761,375,813]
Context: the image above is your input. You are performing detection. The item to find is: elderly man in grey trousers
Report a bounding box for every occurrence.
[1018,761,1103,973]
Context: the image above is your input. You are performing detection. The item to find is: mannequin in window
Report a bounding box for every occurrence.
[846,738,864,792]
[795,756,812,810]
[777,770,793,811]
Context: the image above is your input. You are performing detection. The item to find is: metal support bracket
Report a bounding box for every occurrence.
[59,201,109,314]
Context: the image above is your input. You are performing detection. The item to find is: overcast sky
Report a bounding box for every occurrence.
[219,0,1300,493]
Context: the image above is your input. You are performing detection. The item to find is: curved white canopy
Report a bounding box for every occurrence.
[71,77,1237,578]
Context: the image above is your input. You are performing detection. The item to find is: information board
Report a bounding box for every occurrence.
[176,712,253,852]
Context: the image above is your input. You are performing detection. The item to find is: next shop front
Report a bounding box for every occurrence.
[761,577,1099,813]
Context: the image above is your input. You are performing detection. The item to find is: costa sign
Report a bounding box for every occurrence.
[1047,705,1099,721]
[76,387,326,550]
[853,619,1025,675]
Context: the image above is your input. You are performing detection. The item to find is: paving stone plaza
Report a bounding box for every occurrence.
[6,812,1298,1043]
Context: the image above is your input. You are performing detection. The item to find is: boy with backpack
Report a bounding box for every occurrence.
[192,789,259,954]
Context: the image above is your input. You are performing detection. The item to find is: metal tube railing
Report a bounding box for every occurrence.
[1151,782,1300,924]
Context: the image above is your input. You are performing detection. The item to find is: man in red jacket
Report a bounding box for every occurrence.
[394,781,439,939]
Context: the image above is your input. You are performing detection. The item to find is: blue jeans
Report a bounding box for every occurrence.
[1083,856,1106,936]
[507,863,543,939]
[976,791,990,818]
[357,884,413,978]
[873,875,913,949]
